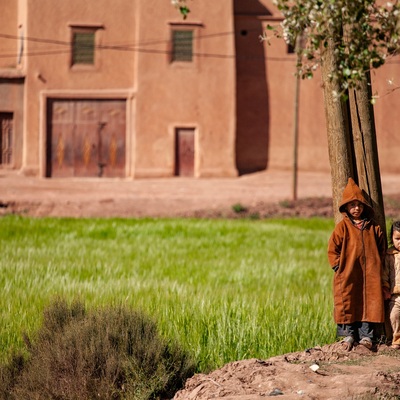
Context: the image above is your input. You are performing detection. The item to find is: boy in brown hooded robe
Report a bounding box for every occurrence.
[327,177,386,350]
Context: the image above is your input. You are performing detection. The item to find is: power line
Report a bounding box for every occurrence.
[1,31,400,64]
[0,32,296,62]
[0,50,71,58]
[0,46,297,62]
[0,29,262,48]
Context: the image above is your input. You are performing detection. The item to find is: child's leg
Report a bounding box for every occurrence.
[358,322,374,349]
[337,324,355,351]
[337,324,356,339]
[384,299,393,342]
[389,295,400,346]
[358,321,374,340]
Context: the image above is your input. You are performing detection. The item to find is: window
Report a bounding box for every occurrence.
[171,30,193,62]
[72,30,95,65]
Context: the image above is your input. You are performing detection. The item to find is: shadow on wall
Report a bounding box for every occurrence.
[234,0,270,176]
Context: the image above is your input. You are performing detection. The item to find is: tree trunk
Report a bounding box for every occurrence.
[320,39,355,223]
[348,73,386,236]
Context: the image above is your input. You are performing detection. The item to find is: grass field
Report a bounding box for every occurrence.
[0,216,336,372]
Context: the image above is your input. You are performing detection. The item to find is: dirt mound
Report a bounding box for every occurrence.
[173,343,400,399]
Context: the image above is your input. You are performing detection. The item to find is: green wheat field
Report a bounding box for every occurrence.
[0,216,336,372]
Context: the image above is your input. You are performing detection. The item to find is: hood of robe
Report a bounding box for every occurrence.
[338,177,374,218]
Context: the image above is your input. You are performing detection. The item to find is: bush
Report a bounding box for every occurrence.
[0,298,195,400]
[0,353,25,400]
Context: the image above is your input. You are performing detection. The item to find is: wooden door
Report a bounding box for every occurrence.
[0,113,13,166]
[48,101,75,177]
[47,99,126,177]
[74,100,99,177]
[98,101,126,177]
[175,128,195,177]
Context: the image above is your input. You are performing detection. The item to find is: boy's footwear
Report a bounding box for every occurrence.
[359,337,373,349]
[391,344,400,350]
[340,336,354,351]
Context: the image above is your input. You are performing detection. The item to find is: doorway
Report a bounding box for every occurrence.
[46,99,126,177]
[0,113,13,166]
[175,128,195,177]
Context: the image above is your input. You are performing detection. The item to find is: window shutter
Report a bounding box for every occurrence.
[72,32,95,64]
[172,30,193,62]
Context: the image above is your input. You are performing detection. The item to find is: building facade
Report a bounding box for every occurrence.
[0,0,399,178]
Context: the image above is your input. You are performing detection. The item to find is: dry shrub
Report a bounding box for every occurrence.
[0,353,25,400]
[0,298,195,400]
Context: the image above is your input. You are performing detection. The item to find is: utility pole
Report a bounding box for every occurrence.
[292,33,304,201]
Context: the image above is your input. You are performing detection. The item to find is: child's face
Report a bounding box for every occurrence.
[346,200,364,219]
[392,230,400,251]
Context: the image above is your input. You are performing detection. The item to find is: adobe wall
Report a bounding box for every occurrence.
[22,0,136,176]
[0,77,24,168]
[0,2,18,69]
[234,0,330,174]
[134,0,237,178]
[371,61,400,174]
[258,0,400,175]
[5,0,400,178]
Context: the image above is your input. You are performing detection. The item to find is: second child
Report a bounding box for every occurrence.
[383,221,400,349]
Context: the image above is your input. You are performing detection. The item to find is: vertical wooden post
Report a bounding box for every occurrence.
[292,34,302,201]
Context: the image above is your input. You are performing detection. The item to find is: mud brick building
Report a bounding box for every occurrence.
[0,0,399,178]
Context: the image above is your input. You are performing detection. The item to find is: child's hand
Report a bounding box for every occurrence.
[383,286,391,300]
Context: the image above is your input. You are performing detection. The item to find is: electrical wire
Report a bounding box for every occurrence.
[0,30,296,62]
[1,30,399,64]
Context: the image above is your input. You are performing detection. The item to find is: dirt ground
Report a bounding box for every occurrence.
[1,169,400,219]
[2,168,400,399]
[173,343,400,400]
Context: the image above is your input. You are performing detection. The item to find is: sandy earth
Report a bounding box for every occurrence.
[1,169,400,219]
[2,168,400,399]
[173,343,400,400]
